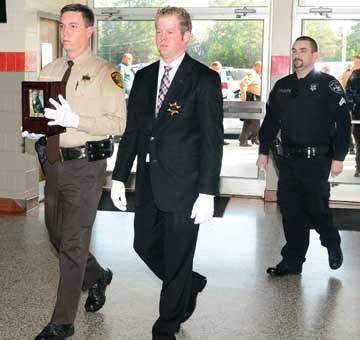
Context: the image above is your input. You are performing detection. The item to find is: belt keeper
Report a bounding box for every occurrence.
[81,147,87,159]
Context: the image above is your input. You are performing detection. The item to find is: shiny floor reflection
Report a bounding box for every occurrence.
[1,198,360,340]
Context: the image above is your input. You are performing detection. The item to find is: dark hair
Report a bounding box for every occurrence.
[155,6,192,33]
[61,4,94,27]
[295,36,318,52]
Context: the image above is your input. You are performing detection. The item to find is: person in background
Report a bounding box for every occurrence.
[346,55,360,176]
[117,52,135,95]
[209,60,222,73]
[110,6,223,340]
[239,61,262,146]
[338,63,353,89]
[210,60,229,98]
[28,4,127,340]
[210,60,229,145]
[257,36,350,277]
[339,62,356,154]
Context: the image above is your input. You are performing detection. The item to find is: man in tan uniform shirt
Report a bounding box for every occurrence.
[32,4,126,340]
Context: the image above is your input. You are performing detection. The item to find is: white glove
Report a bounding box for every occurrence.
[110,180,127,211]
[44,94,79,128]
[21,130,45,140]
[191,193,214,224]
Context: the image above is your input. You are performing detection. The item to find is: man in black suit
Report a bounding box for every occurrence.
[111,6,223,340]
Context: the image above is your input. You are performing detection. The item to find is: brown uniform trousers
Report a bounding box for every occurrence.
[43,157,106,324]
[239,92,261,145]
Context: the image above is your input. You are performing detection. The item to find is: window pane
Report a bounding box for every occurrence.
[97,20,156,66]
[94,0,269,8]
[302,19,360,77]
[299,0,360,6]
[97,19,264,98]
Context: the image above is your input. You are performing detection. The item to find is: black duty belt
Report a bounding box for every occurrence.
[282,145,331,159]
[60,139,113,162]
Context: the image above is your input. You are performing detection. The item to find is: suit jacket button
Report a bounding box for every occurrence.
[150,136,156,142]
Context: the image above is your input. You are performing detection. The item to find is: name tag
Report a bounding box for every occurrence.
[146,153,150,162]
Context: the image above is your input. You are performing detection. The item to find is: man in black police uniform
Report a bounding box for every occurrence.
[257,36,351,276]
[345,55,360,177]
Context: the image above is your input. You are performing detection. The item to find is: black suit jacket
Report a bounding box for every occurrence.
[112,53,223,212]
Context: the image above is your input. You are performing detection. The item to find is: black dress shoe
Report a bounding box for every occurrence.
[181,276,207,323]
[85,268,113,312]
[327,246,343,270]
[152,329,175,340]
[354,169,360,177]
[266,261,302,277]
[34,323,74,340]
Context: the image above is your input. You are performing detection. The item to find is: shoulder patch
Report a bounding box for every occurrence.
[329,79,344,94]
[111,71,124,89]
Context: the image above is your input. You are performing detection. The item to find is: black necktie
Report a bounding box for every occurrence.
[47,60,74,163]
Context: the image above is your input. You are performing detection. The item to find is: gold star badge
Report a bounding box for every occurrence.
[167,101,181,116]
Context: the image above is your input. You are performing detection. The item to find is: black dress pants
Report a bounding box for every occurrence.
[43,158,107,324]
[277,156,341,267]
[133,173,204,334]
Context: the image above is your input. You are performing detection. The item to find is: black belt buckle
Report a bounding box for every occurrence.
[85,139,114,161]
[306,146,316,159]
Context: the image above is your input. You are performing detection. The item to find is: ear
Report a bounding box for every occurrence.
[313,51,319,62]
[86,26,94,39]
[183,31,191,43]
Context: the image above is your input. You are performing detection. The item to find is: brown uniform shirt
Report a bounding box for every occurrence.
[39,48,126,147]
[239,68,261,101]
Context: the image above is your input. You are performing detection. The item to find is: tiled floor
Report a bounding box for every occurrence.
[1,198,360,340]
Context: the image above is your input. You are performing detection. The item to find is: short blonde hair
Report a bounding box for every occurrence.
[155,6,192,34]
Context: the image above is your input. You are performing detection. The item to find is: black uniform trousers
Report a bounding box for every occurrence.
[353,125,360,169]
[277,156,341,267]
[133,166,204,334]
[43,158,106,324]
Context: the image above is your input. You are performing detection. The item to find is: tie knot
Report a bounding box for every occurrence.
[67,60,74,68]
[164,65,172,73]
